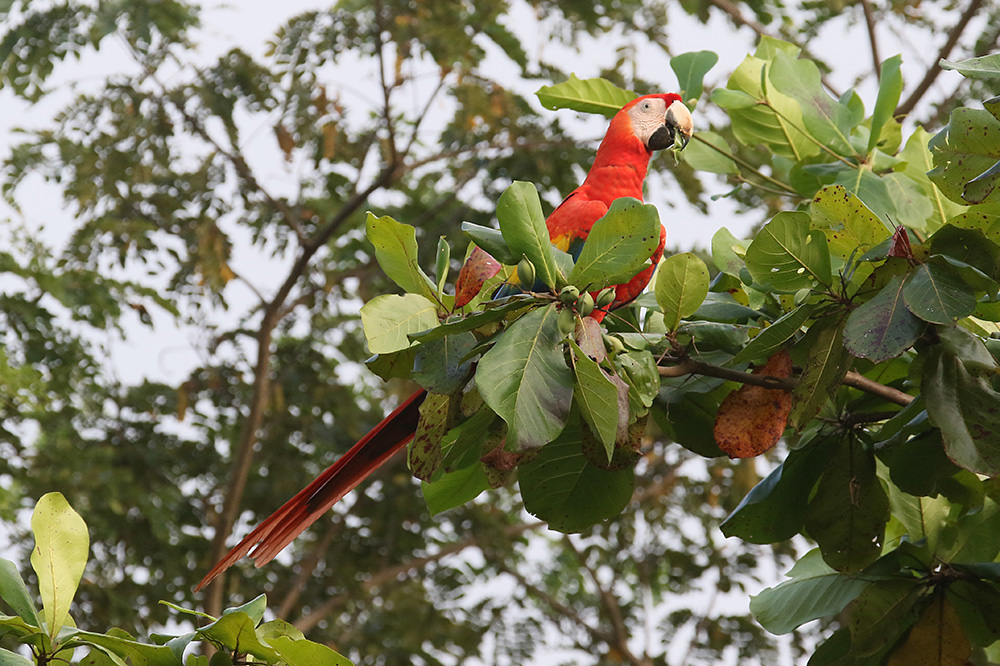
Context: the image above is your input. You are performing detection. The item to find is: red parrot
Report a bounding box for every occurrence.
[195,93,693,591]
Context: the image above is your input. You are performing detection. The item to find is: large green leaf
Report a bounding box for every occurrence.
[868,55,903,154]
[940,497,1000,563]
[519,422,634,532]
[365,212,438,300]
[848,580,926,657]
[669,50,718,104]
[770,51,855,156]
[570,344,620,460]
[804,435,889,573]
[654,252,710,332]
[460,222,519,265]
[421,464,490,517]
[567,198,661,290]
[789,317,852,430]
[843,274,925,362]
[745,211,832,290]
[412,332,476,394]
[0,559,40,626]
[929,108,1000,206]
[947,581,1000,648]
[476,304,573,450]
[809,185,891,261]
[721,435,834,543]
[360,293,439,354]
[267,635,353,666]
[710,226,748,276]
[68,629,181,666]
[684,131,739,175]
[535,75,635,118]
[885,479,950,556]
[940,54,1000,80]
[497,181,561,288]
[923,346,1000,476]
[902,261,977,324]
[30,493,88,641]
[749,549,869,634]
[730,303,815,365]
[0,648,33,666]
[196,612,278,662]
[900,128,968,232]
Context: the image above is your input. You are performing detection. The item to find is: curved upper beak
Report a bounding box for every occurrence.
[645,100,694,152]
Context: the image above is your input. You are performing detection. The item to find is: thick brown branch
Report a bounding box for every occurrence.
[897,0,985,117]
[657,360,914,407]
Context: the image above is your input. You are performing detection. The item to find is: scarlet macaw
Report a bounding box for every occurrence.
[196,93,693,590]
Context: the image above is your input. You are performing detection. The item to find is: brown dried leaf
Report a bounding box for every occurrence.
[713,351,793,458]
[274,123,295,162]
[454,246,502,307]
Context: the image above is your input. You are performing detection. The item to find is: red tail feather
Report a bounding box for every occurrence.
[195,390,426,591]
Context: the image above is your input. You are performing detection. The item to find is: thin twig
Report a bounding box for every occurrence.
[860,0,882,78]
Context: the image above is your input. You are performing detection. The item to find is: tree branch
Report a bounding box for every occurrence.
[657,359,914,407]
[896,0,985,117]
[859,0,881,78]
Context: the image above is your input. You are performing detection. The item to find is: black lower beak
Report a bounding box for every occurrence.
[647,125,675,151]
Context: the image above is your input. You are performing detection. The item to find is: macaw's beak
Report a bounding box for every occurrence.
[647,100,694,151]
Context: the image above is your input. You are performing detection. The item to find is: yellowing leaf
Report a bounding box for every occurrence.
[888,596,971,666]
[30,493,89,640]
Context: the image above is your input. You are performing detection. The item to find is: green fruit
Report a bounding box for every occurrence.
[595,287,616,309]
[559,285,580,305]
[576,292,595,317]
[516,257,536,288]
[603,333,625,355]
[557,307,576,336]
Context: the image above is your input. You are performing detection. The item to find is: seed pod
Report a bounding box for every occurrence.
[559,285,580,305]
[576,292,595,317]
[595,287,616,309]
[516,257,536,289]
[603,333,625,355]
[557,306,576,336]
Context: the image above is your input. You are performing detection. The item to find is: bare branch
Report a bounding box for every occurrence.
[860,0,882,78]
[897,0,986,117]
[657,359,914,407]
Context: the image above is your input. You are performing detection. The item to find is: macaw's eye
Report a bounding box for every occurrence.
[642,102,651,110]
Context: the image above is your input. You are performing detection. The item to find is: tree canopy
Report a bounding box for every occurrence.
[2,1,1000,665]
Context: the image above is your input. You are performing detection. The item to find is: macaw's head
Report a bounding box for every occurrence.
[621,93,693,152]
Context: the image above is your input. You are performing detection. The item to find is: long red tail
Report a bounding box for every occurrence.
[195,390,426,591]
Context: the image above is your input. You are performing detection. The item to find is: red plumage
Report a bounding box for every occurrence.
[196,93,690,591]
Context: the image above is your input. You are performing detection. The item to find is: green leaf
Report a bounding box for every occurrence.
[268,635,353,666]
[721,435,835,543]
[409,296,538,344]
[789,316,852,430]
[69,629,181,666]
[848,580,926,656]
[654,252,710,331]
[902,261,977,324]
[745,211,832,290]
[885,479,950,556]
[222,594,266,625]
[412,332,476,394]
[749,549,869,634]
[365,212,438,300]
[940,54,1000,80]
[710,227,747,276]
[30,492,88,641]
[408,393,450,481]
[940,497,1000,563]
[0,648,33,666]
[497,181,561,288]
[461,223,519,265]
[669,50,718,104]
[923,346,1000,476]
[770,51,855,156]
[900,128,968,232]
[567,198,661,290]
[947,580,1000,647]
[476,304,573,450]
[929,108,1000,206]
[422,463,490,516]
[730,303,815,365]
[809,185,891,261]
[804,435,889,573]
[684,131,738,175]
[964,159,1000,204]
[570,343,619,460]
[535,74,635,118]
[843,274,925,363]
[360,293,439,354]
[519,422,634,532]
[196,612,278,662]
[868,55,903,154]
[929,224,1000,281]
[0,559,40,626]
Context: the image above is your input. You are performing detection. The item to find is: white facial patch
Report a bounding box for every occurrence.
[627,98,669,146]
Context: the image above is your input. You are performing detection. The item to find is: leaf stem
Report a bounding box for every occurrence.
[689,134,799,196]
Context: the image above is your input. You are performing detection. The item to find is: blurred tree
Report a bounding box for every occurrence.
[0,1,998,665]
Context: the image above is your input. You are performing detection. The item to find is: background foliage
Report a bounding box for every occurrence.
[1,0,999,664]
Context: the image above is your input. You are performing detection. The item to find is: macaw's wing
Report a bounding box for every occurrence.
[545,190,610,259]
